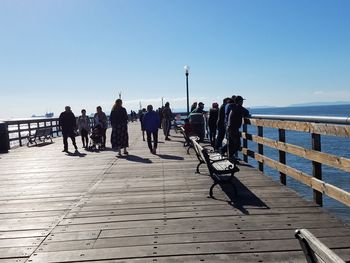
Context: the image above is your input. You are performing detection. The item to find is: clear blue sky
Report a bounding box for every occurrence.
[1,0,349,119]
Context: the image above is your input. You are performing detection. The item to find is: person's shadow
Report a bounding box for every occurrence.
[67,150,87,157]
[126,154,152,163]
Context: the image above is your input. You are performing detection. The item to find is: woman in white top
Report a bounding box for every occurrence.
[77,109,91,148]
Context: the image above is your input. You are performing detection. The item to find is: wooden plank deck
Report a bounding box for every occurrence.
[0,122,349,263]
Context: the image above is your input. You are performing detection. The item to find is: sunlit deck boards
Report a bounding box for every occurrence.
[0,122,349,262]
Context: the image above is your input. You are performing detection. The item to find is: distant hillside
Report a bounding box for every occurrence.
[250,105,277,109]
[289,101,350,107]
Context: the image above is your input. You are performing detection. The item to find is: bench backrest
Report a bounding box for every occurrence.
[295,229,345,263]
[35,127,52,137]
[180,127,190,142]
[191,138,205,163]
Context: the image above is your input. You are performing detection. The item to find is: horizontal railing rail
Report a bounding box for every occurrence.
[242,114,350,207]
[6,118,61,147]
[2,116,98,148]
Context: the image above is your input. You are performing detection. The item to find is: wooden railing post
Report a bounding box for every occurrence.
[279,128,286,185]
[312,133,323,206]
[17,123,23,147]
[243,123,248,163]
[56,120,60,136]
[258,126,264,172]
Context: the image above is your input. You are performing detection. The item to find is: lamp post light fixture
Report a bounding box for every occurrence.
[184,65,190,116]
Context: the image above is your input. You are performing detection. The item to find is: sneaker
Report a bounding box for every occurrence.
[62,149,68,152]
[165,137,171,141]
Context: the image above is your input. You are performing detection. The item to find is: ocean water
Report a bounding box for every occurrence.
[246,104,350,223]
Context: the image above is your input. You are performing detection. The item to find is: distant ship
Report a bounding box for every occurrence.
[31,112,54,118]
[45,112,54,118]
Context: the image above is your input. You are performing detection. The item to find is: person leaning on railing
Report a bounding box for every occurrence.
[227,96,250,161]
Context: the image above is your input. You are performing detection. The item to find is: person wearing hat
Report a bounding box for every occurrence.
[190,102,207,141]
[191,102,205,114]
[227,95,250,161]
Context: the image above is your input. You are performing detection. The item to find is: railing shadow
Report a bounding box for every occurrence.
[157,154,184,160]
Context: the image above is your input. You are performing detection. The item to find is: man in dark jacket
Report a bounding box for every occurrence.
[143,105,160,154]
[227,96,250,161]
[59,106,78,152]
[162,102,173,140]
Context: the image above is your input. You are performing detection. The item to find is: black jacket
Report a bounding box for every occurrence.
[227,104,250,131]
[59,111,76,133]
[216,103,227,129]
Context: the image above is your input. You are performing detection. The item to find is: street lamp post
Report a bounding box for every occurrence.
[184,65,190,116]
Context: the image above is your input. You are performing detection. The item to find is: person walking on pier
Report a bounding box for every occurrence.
[59,106,78,152]
[139,108,147,141]
[143,105,160,154]
[94,106,108,149]
[227,95,250,161]
[162,102,173,141]
[110,99,129,156]
[77,109,90,148]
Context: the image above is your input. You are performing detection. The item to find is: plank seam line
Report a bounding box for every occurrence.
[25,157,119,260]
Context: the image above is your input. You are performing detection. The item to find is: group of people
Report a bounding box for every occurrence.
[58,96,249,160]
[58,99,129,156]
[184,95,250,161]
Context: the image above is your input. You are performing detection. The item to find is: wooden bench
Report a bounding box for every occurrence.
[191,138,240,198]
[295,229,346,263]
[180,126,199,154]
[27,127,53,146]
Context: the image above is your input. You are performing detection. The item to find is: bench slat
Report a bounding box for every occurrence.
[295,229,345,263]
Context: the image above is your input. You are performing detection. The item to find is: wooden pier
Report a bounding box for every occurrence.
[0,122,349,262]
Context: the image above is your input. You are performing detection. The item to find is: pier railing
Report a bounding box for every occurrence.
[5,117,61,147]
[2,117,98,148]
[242,114,350,207]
